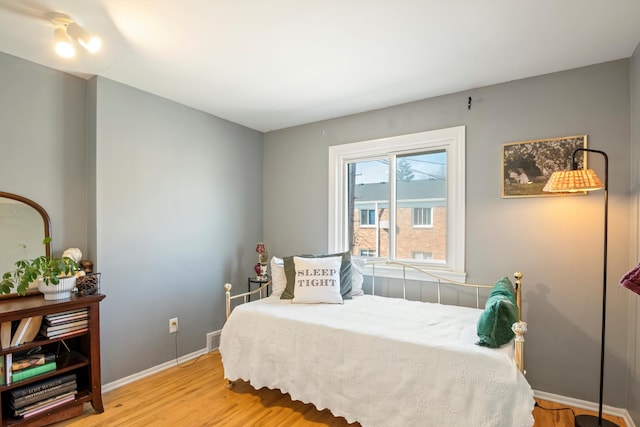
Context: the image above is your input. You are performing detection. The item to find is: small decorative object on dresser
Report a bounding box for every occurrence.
[37,247,84,301]
[37,276,77,301]
[79,259,93,274]
[254,242,269,280]
[38,247,84,301]
[0,239,80,298]
[76,273,100,297]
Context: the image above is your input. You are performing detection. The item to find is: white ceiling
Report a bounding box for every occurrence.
[0,1,639,132]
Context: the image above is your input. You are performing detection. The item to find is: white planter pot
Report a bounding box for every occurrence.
[38,276,77,301]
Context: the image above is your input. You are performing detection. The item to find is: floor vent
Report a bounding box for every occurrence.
[206,330,222,353]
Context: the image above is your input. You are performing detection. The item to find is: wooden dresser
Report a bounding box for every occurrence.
[0,294,105,426]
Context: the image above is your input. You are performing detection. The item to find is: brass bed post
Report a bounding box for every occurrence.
[402,264,407,300]
[372,263,376,295]
[512,272,527,375]
[225,283,232,320]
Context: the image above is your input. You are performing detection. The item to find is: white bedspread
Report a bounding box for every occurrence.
[220,295,535,427]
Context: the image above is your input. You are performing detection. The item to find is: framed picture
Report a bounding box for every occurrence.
[502,135,587,198]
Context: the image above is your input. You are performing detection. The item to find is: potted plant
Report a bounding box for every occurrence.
[0,238,80,300]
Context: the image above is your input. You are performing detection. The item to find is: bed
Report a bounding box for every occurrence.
[219,259,535,427]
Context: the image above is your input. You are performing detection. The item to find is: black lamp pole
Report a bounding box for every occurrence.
[571,148,617,427]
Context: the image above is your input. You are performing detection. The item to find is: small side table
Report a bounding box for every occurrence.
[247,277,270,301]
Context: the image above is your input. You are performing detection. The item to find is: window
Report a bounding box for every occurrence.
[359,209,376,226]
[413,251,433,260]
[412,207,432,227]
[328,126,465,279]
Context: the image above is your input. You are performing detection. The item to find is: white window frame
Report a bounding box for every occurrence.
[412,207,433,228]
[359,208,377,227]
[413,251,433,260]
[328,126,466,281]
[360,249,377,257]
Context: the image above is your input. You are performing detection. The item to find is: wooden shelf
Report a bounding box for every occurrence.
[0,352,88,393]
[2,392,90,427]
[0,331,90,358]
[0,294,105,426]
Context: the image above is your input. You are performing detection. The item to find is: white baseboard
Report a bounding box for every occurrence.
[103,329,223,394]
[534,390,636,427]
[102,347,206,394]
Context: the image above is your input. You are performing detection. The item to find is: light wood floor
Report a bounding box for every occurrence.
[53,351,627,427]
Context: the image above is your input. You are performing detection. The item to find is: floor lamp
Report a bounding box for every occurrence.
[543,148,618,427]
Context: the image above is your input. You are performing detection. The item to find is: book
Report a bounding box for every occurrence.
[5,353,12,385]
[44,311,88,325]
[12,361,56,383]
[10,317,32,347]
[12,353,56,372]
[1,321,12,349]
[7,316,44,347]
[42,319,88,333]
[20,316,43,345]
[41,327,88,339]
[11,375,75,403]
[44,308,87,322]
[18,392,76,418]
[17,390,76,415]
[9,373,76,399]
[21,395,76,419]
[11,380,76,408]
[44,307,87,319]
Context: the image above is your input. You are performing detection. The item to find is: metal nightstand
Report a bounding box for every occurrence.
[247,277,270,301]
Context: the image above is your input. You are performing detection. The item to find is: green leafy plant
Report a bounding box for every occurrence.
[0,238,79,296]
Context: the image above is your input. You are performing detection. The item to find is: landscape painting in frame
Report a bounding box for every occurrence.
[502,135,587,198]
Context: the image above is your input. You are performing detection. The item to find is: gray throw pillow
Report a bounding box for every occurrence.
[280,252,352,300]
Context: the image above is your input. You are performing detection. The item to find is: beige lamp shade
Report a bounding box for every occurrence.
[543,169,605,193]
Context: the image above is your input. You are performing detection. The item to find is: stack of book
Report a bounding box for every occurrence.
[8,373,77,419]
[40,308,88,338]
[10,352,57,383]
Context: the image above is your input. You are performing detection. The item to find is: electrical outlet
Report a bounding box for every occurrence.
[169,317,178,334]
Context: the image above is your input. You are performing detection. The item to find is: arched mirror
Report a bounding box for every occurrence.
[0,191,51,298]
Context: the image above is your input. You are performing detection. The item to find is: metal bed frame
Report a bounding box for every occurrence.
[224,260,527,374]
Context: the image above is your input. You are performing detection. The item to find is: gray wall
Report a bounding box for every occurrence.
[0,52,88,256]
[264,60,633,408]
[628,41,640,424]
[91,77,263,382]
[0,52,264,384]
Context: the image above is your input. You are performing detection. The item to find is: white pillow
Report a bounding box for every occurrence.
[291,256,343,304]
[270,256,286,297]
[351,258,365,296]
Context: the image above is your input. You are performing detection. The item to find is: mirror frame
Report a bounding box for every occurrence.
[0,191,51,298]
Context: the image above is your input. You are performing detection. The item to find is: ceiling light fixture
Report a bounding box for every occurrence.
[66,22,102,53]
[47,12,102,58]
[53,27,75,58]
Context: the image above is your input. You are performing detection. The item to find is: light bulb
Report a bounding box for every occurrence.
[82,36,102,53]
[54,28,75,58]
[66,22,102,53]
